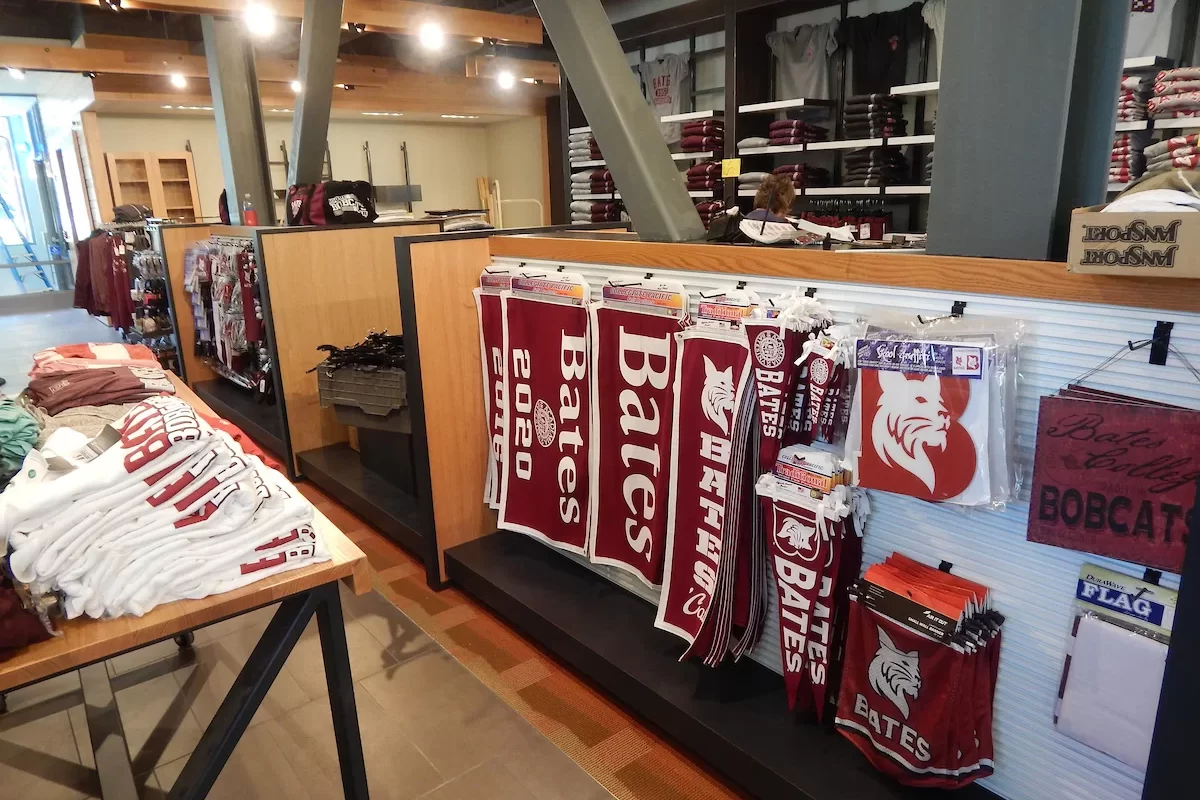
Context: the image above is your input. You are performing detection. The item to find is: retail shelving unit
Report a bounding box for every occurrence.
[388,227,1200,800]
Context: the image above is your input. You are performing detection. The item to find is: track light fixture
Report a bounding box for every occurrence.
[347,22,366,33]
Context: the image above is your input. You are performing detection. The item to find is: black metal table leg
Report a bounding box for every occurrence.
[80,662,139,800]
[166,589,321,800]
[315,582,370,800]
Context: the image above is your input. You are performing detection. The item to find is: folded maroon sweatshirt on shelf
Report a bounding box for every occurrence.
[772,166,831,177]
[682,122,724,136]
[686,180,718,191]
[768,136,824,146]
[680,135,724,151]
[686,161,722,177]
[768,119,828,134]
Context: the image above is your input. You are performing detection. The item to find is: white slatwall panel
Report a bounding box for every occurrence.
[491,256,1198,800]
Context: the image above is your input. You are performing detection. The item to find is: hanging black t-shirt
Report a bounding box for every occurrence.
[842,2,925,94]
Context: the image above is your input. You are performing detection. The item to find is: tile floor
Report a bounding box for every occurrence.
[1,580,612,800]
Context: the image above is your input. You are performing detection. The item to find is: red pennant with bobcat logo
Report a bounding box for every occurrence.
[655,329,751,645]
[474,273,511,509]
[498,285,591,554]
[756,476,848,717]
[588,302,682,587]
[744,318,802,473]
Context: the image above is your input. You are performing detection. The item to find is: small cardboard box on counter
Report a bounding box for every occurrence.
[1067,206,1200,278]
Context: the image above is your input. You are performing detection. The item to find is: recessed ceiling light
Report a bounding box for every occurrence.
[244,3,276,37]
[497,71,515,90]
[418,22,445,50]
[162,104,173,109]
[441,114,480,119]
[7,67,25,80]
[170,73,187,89]
[521,77,537,84]
[290,80,302,93]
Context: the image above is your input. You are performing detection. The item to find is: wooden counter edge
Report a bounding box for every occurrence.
[486,236,1200,314]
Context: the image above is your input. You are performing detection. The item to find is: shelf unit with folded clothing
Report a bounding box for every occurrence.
[569,158,606,167]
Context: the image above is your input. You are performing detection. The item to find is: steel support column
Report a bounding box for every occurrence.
[289,0,343,188]
[927,0,1127,260]
[202,15,275,225]
[534,0,705,242]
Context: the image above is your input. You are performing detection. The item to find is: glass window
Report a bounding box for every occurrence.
[0,130,31,248]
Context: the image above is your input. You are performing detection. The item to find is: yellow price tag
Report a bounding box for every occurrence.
[721,158,742,179]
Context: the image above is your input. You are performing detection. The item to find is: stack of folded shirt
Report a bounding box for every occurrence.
[24,365,176,416]
[1143,133,1200,175]
[924,150,934,184]
[736,172,771,193]
[1118,74,1151,122]
[571,169,616,198]
[1149,67,1200,120]
[768,119,829,146]
[843,146,908,186]
[695,201,723,227]
[680,119,724,154]
[568,131,603,163]
[570,200,624,223]
[1110,132,1148,185]
[844,94,907,139]
[686,159,722,192]
[771,163,831,188]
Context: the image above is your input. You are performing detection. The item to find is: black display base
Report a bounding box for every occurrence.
[446,532,997,800]
[192,379,285,457]
[296,443,429,560]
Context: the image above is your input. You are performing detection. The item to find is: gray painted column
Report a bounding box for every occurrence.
[927,0,1127,260]
[202,15,275,225]
[534,0,705,242]
[288,0,343,187]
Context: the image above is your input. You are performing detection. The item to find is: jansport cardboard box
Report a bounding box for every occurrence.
[1067,206,1200,278]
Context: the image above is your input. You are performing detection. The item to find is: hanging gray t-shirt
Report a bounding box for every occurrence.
[766,21,839,101]
[922,0,946,73]
[643,53,690,144]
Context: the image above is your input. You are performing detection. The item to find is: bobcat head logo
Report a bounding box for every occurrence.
[872,372,949,493]
[775,517,818,561]
[701,356,735,435]
[868,627,921,719]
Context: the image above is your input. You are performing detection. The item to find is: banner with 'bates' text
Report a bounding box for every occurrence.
[498,292,591,554]
[656,329,751,645]
[1027,393,1200,573]
[588,303,681,587]
[474,286,507,508]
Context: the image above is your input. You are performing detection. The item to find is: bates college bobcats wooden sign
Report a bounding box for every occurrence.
[1027,393,1200,574]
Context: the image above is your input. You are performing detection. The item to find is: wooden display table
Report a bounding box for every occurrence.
[0,376,371,800]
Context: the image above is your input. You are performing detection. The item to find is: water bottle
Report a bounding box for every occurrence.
[242,193,259,226]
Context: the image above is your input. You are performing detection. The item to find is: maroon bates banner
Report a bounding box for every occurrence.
[588,304,679,587]
[1027,395,1200,573]
[655,329,751,645]
[498,294,591,554]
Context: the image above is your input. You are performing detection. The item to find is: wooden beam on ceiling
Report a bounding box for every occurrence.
[465,54,559,85]
[0,42,402,86]
[52,0,543,45]
[74,33,195,53]
[90,71,553,116]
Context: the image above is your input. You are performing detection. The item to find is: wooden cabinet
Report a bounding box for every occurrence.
[106,151,202,222]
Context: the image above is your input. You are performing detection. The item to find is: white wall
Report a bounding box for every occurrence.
[484,117,547,228]
[95,114,499,220]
